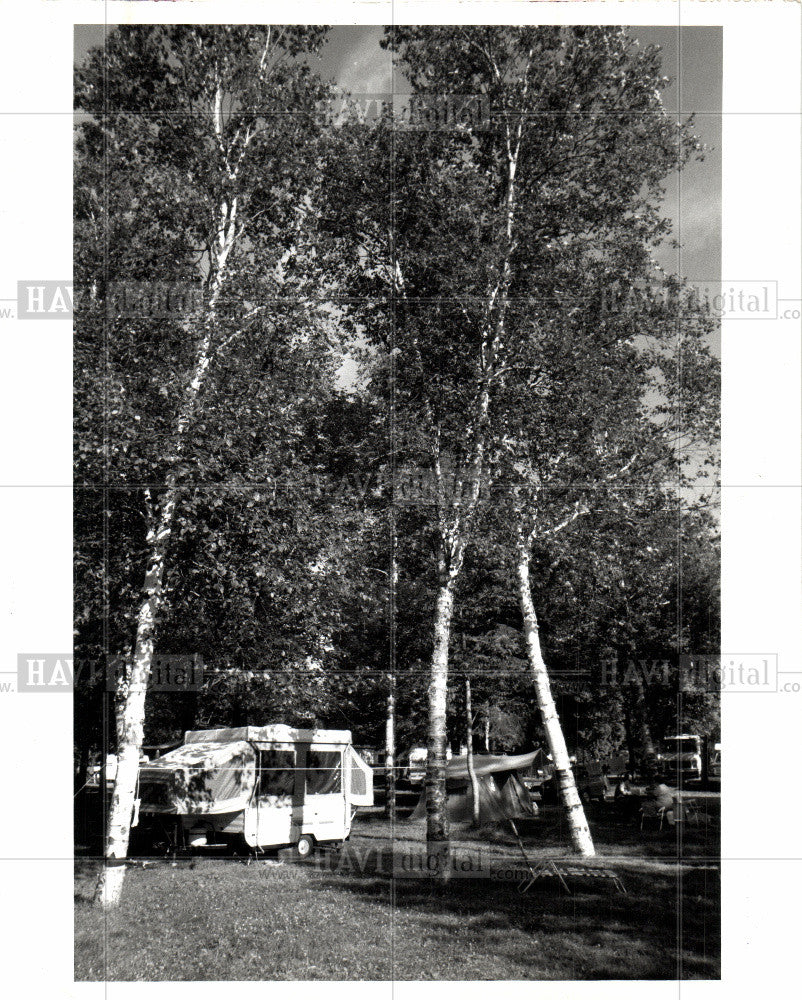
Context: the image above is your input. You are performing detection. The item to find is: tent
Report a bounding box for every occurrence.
[410,751,539,824]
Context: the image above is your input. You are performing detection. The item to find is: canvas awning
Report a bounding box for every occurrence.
[445,751,541,780]
[138,740,256,815]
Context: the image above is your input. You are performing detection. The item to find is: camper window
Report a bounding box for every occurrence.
[306,750,342,794]
[258,750,295,796]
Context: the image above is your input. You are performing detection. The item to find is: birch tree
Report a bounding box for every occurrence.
[379,26,713,866]
[488,236,717,851]
[464,677,481,825]
[75,25,332,908]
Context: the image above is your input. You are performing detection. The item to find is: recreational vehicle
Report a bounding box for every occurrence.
[404,745,452,785]
[134,725,373,857]
[657,734,703,782]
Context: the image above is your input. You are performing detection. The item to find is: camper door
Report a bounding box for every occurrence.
[302,746,347,839]
[249,745,296,848]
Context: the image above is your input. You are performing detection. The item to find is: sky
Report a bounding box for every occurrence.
[323,25,723,287]
[74,24,721,291]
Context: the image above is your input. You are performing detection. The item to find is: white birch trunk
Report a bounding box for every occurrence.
[420,48,532,873]
[386,512,398,820]
[94,193,235,909]
[425,578,454,874]
[465,677,480,825]
[93,496,175,906]
[384,678,396,820]
[515,534,595,857]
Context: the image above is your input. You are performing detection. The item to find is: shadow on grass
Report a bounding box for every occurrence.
[354,796,721,864]
[73,850,719,981]
[306,840,720,979]
[73,796,721,982]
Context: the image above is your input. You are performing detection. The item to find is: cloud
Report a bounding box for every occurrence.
[337,29,393,94]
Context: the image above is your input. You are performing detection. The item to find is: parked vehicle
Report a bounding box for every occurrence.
[709,742,721,780]
[519,751,554,799]
[403,745,453,785]
[88,751,150,786]
[354,746,377,767]
[406,746,428,785]
[574,760,610,802]
[657,734,703,782]
[134,725,373,857]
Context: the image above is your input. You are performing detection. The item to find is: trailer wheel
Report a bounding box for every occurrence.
[295,834,315,860]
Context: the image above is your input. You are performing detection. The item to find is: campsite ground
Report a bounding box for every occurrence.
[75,798,720,981]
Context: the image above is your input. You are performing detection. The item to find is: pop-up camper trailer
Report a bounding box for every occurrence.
[134,725,373,856]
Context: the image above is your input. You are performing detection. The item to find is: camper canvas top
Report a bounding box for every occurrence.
[183,725,353,746]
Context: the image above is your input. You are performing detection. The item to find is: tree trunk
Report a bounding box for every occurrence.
[635,696,657,775]
[484,711,490,752]
[74,743,90,845]
[515,536,595,857]
[425,579,454,875]
[617,648,640,771]
[384,677,396,820]
[182,689,199,738]
[622,693,638,772]
[93,491,178,907]
[386,504,398,820]
[417,80,527,872]
[465,677,480,826]
[626,656,657,776]
[93,205,233,909]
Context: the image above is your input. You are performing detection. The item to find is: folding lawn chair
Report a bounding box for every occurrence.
[509,819,571,893]
[508,820,626,895]
[674,796,701,825]
[640,800,670,831]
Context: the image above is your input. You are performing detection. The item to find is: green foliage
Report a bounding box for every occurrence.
[74,27,720,767]
[73,26,357,751]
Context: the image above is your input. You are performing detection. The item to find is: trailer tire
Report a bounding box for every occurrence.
[295,834,315,860]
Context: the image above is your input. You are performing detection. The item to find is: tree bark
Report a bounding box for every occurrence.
[626,655,657,776]
[384,677,396,820]
[386,500,398,821]
[93,489,178,907]
[93,197,234,909]
[515,534,595,857]
[634,688,657,774]
[418,47,533,874]
[622,692,638,772]
[425,579,454,875]
[465,677,480,825]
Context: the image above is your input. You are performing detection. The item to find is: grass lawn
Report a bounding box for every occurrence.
[75,803,720,981]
